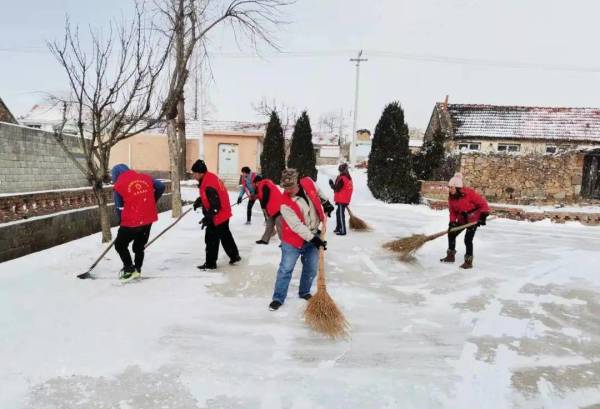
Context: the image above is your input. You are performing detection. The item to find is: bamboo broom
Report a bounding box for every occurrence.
[347,207,371,231]
[383,217,495,260]
[304,223,350,339]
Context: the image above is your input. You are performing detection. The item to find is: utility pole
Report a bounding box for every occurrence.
[349,50,367,166]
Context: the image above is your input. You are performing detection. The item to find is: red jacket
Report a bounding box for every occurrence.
[113,170,158,227]
[333,174,353,205]
[199,172,232,226]
[449,187,490,224]
[280,194,306,249]
[299,177,325,222]
[256,179,282,217]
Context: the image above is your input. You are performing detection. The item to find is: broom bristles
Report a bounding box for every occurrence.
[347,208,371,231]
[304,286,350,339]
[383,234,430,260]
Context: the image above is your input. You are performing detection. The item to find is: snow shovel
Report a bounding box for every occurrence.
[76,239,117,279]
[383,216,496,260]
[304,221,350,339]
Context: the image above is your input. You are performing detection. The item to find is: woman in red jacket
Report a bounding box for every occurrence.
[440,173,490,269]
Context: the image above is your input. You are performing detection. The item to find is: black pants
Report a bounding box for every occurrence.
[448,225,477,257]
[115,224,152,271]
[205,220,240,266]
[335,204,347,235]
[246,199,256,222]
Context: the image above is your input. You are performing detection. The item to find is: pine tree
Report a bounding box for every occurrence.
[414,127,446,180]
[260,111,286,184]
[368,102,420,203]
[287,111,317,180]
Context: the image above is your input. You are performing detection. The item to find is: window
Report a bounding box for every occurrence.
[497,143,521,153]
[27,124,42,129]
[458,142,481,152]
[545,146,557,154]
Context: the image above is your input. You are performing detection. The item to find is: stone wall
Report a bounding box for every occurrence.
[0,122,88,193]
[0,186,173,263]
[460,152,584,205]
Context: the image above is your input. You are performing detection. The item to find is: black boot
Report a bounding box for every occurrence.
[460,255,473,269]
[440,250,456,263]
[197,263,217,270]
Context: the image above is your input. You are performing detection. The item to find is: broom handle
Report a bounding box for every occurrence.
[317,219,327,289]
[145,207,193,249]
[427,216,497,242]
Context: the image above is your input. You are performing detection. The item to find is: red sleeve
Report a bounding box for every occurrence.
[449,203,458,222]
[470,189,490,213]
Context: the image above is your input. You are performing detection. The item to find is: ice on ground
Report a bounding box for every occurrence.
[1,166,600,408]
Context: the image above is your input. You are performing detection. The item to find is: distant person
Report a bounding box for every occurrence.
[237,166,257,225]
[269,169,328,311]
[111,164,165,282]
[440,172,490,269]
[191,159,241,270]
[329,163,353,235]
[253,174,283,245]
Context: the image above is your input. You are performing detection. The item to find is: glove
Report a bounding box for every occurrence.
[328,179,335,189]
[460,211,469,221]
[200,213,214,230]
[310,235,327,250]
[193,197,202,211]
[322,200,334,218]
[237,197,242,205]
[478,212,489,226]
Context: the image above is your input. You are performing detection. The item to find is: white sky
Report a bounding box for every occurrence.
[2,0,600,131]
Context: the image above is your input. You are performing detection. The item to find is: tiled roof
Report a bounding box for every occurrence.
[441,103,600,142]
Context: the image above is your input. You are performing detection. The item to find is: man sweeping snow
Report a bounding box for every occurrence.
[191,159,241,270]
[237,166,258,225]
[269,169,329,311]
[253,174,283,245]
[111,164,165,282]
[328,163,353,236]
[440,172,490,269]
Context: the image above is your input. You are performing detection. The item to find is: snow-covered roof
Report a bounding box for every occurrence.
[0,97,17,124]
[440,103,600,142]
[409,138,423,148]
[312,131,339,146]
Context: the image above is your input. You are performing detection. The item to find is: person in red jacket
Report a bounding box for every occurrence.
[191,159,241,270]
[253,174,284,245]
[328,163,353,235]
[440,172,490,269]
[111,164,165,281]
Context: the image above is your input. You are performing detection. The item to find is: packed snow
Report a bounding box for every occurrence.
[1,166,600,408]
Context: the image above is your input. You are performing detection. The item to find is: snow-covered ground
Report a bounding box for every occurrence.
[1,166,600,408]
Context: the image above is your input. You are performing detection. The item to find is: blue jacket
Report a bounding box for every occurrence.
[238,173,256,200]
[111,163,166,221]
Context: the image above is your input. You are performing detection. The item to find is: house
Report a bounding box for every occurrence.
[19,102,81,134]
[0,97,17,124]
[109,120,264,185]
[312,132,341,165]
[424,101,600,155]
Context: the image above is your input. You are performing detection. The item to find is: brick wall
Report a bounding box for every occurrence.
[0,184,174,263]
[460,152,584,205]
[0,122,88,193]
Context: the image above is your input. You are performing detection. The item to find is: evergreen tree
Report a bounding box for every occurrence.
[368,102,420,203]
[260,110,286,184]
[413,127,446,180]
[287,111,317,180]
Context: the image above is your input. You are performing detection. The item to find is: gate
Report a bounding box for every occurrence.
[581,150,600,199]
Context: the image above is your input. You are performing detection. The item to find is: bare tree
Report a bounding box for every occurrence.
[157,0,292,217]
[48,5,173,242]
[253,97,297,136]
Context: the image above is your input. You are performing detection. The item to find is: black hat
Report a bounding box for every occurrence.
[254,174,264,183]
[191,159,207,173]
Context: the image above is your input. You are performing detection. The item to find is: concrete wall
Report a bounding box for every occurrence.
[0,192,172,263]
[0,122,88,193]
[110,131,263,182]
